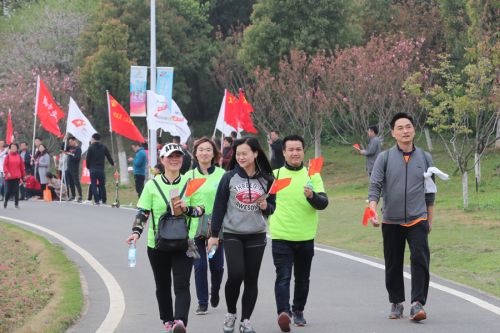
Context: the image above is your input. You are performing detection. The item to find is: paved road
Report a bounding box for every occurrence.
[2,201,500,333]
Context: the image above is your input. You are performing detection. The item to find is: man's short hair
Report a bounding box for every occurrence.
[390,112,414,129]
[283,134,305,150]
[368,125,379,135]
[131,142,141,147]
[271,130,280,136]
[68,136,76,141]
[92,133,101,141]
[172,136,181,144]
[224,136,233,144]
[230,131,237,138]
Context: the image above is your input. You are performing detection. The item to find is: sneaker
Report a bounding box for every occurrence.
[223,313,237,333]
[277,312,291,332]
[388,303,404,319]
[239,319,256,333]
[210,293,220,308]
[68,197,75,201]
[195,304,208,315]
[15,204,19,209]
[172,320,186,333]
[409,301,427,322]
[77,197,82,203]
[292,310,307,327]
[164,321,173,333]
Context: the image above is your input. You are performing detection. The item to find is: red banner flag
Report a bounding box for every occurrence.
[224,91,240,130]
[353,143,361,150]
[238,89,257,133]
[6,109,13,145]
[81,160,91,184]
[362,207,376,226]
[269,177,292,195]
[184,178,207,197]
[36,78,65,137]
[239,89,254,113]
[308,156,324,177]
[108,93,145,142]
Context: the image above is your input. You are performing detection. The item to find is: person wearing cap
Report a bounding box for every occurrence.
[126,143,205,333]
[128,142,147,197]
[86,133,114,205]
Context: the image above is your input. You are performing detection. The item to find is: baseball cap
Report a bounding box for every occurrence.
[160,143,185,158]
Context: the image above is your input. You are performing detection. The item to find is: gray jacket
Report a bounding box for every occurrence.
[368,145,435,224]
[362,136,381,174]
[36,153,51,185]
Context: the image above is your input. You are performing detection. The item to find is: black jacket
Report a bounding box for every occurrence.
[86,142,114,171]
[66,146,82,170]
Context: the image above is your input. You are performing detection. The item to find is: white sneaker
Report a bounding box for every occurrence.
[239,319,256,333]
[223,313,237,333]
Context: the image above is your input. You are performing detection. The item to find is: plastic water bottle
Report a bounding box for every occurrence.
[208,245,217,259]
[128,242,137,267]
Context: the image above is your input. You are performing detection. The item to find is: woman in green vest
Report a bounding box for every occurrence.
[185,137,226,315]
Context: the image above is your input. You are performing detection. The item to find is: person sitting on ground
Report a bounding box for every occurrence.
[25,170,42,199]
[46,172,67,201]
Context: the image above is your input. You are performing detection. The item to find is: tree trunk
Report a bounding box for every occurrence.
[424,127,433,152]
[495,118,500,150]
[314,124,321,157]
[462,171,469,209]
[474,152,481,185]
[115,136,129,185]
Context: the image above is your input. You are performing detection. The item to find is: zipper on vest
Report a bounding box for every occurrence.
[404,160,408,223]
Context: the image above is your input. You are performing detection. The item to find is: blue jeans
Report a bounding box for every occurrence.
[193,237,224,306]
[272,239,314,314]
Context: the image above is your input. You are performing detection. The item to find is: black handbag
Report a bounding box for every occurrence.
[151,179,190,252]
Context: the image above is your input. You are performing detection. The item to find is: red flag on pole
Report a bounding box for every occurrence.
[6,109,13,145]
[269,178,292,195]
[362,207,376,226]
[308,156,324,177]
[238,89,257,133]
[353,143,361,150]
[224,91,240,130]
[36,78,65,138]
[108,93,145,142]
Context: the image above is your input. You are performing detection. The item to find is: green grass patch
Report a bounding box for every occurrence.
[0,221,82,333]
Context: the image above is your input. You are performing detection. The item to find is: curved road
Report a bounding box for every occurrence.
[2,201,500,333]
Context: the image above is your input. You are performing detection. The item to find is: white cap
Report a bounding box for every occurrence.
[160,143,185,158]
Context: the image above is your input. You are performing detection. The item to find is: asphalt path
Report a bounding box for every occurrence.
[2,201,500,333]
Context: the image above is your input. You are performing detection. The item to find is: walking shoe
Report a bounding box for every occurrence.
[164,321,173,333]
[172,320,186,333]
[210,293,220,308]
[77,197,82,203]
[292,310,307,327]
[388,303,404,319]
[15,204,19,209]
[277,312,291,332]
[223,313,237,333]
[68,196,75,201]
[409,301,427,322]
[239,319,256,333]
[195,304,208,315]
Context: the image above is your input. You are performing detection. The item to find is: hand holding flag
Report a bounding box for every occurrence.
[308,157,324,177]
[362,207,378,226]
[353,144,361,151]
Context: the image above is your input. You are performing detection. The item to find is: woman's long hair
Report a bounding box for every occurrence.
[228,137,273,181]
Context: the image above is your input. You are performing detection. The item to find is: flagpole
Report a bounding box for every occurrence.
[149,0,157,176]
[106,90,117,168]
[213,89,226,137]
[31,76,40,163]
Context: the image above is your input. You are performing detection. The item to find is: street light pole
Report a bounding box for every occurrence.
[149,0,157,171]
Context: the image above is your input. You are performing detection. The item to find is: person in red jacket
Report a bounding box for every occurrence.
[4,143,26,208]
[25,170,42,199]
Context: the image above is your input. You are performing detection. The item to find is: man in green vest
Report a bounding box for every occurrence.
[269,134,329,333]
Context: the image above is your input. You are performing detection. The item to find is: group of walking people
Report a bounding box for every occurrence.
[126,112,436,333]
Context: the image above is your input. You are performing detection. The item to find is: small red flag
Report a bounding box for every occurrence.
[6,109,13,145]
[269,178,292,195]
[81,160,91,184]
[353,144,361,150]
[108,93,145,142]
[36,78,65,138]
[238,89,257,133]
[362,207,376,226]
[239,89,254,113]
[184,178,207,197]
[308,157,324,177]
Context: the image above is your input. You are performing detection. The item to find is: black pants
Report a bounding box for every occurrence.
[224,232,266,321]
[4,179,20,206]
[66,167,82,199]
[134,174,145,197]
[90,169,106,203]
[147,247,193,325]
[382,221,430,305]
[272,239,314,314]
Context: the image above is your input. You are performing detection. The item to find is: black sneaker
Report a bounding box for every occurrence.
[277,312,291,332]
[210,293,220,308]
[292,310,307,327]
[388,303,404,319]
[195,304,208,315]
[409,301,426,321]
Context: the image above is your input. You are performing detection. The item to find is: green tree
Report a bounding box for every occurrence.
[239,0,362,71]
[202,0,255,37]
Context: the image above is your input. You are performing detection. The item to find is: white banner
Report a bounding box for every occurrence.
[66,97,97,153]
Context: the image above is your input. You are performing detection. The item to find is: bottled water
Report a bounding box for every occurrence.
[208,245,217,259]
[128,242,137,267]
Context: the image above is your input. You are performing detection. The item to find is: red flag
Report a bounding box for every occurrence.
[362,207,376,226]
[269,178,292,195]
[81,160,91,184]
[224,91,240,130]
[353,143,361,150]
[36,78,65,137]
[108,93,145,142]
[308,156,324,177]
[6,109,13,144]
[238,90,257,133]
[184,178,207,197]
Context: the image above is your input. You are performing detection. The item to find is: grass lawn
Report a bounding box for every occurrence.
[0,221,82,333]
